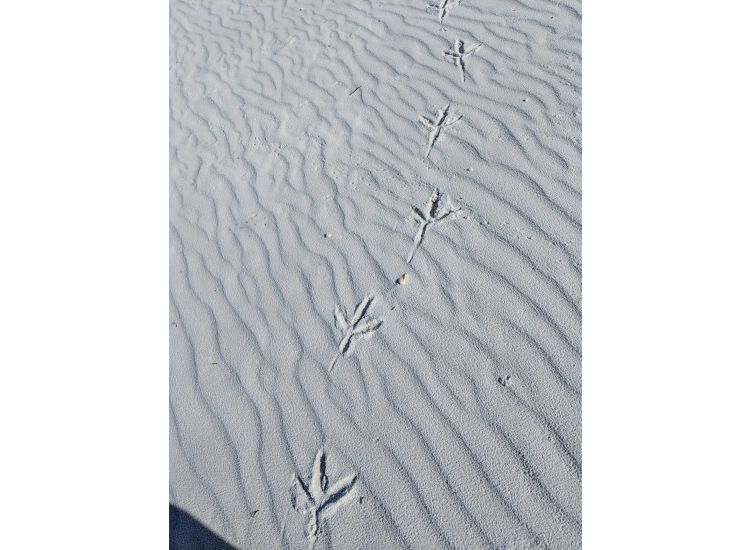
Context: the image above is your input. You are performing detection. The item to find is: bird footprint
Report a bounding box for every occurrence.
[420,104,462,158]
[427,0,462,23]
[329,296,383,371]
[291,448,358,549]
[407,189,458,263]
[443,39,482,82]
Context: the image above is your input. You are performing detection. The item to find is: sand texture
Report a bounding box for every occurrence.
[170,0,581,548]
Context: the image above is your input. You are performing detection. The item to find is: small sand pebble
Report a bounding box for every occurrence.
[397,273,410,285]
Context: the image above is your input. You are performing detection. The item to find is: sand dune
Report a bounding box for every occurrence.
[170,0,581,547]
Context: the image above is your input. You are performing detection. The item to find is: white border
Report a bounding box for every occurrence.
[584,2,750,547]
[2,1,166,547]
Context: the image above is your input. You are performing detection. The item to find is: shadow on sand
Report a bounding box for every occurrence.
[170,505,238,550]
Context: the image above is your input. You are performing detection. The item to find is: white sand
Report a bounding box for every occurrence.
[170,0,581,547]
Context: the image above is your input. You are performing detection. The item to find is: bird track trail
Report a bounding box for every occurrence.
[170,0,582,547]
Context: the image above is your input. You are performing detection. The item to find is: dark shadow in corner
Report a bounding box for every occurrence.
[170,505,238,550]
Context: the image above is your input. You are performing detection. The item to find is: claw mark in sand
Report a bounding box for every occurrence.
[443,39,482,82]
[427,0,462,23]
[407,189,457,263]
[329,296,383,371]
[291,448,358,549]
[420,104,462,158]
